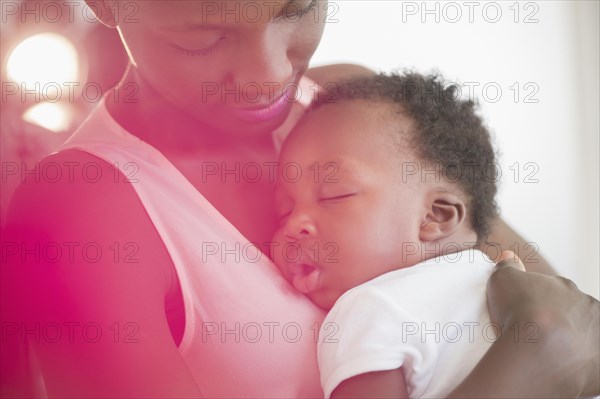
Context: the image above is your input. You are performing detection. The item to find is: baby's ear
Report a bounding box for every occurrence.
[419,191,467,242]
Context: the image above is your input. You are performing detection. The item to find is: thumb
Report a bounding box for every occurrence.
[495,250,526,272]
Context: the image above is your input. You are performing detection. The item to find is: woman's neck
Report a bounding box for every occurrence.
[105,66,280,245]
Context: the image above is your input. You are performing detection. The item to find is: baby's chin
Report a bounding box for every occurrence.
[307,289,341,311]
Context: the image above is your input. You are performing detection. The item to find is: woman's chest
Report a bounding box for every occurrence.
[173,155,280,250]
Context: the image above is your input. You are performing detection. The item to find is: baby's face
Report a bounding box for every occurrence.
[272,100,426,309]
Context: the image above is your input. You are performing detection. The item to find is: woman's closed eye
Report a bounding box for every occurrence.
[169,37,225,57]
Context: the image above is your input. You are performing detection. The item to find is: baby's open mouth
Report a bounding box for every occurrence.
[287,263,320,294]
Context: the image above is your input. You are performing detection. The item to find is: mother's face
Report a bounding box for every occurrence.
[88,0,326,134]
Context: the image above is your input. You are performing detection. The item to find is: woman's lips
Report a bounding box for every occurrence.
[231,88,294,122]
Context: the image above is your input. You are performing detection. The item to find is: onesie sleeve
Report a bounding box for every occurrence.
[317,287,438,399]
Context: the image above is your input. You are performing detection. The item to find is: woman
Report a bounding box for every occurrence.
[4,1,599,397]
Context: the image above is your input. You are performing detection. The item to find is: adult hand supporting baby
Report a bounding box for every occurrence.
[449,251,600,398]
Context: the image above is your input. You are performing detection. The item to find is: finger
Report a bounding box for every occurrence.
[495,250,526,272]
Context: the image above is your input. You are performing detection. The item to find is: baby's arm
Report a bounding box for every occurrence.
[331,368,409,399]
[318,288,432,399]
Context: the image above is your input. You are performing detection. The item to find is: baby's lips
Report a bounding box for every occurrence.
[290,264,321,294]
[292,269,320,294]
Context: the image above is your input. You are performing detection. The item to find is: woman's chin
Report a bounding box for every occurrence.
[189,103,292,139]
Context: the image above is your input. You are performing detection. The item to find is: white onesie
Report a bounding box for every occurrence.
[318,249,496,398]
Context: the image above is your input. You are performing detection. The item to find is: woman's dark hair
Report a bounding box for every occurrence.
[313,72,499,242]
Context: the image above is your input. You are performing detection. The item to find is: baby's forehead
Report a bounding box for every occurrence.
[289,100,414,149]
[281,100,418,172]
[313,98,395,117]
[313,99,410,128]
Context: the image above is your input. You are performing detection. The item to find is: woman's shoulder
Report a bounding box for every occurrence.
[3,152,200,398]
[8,149,142,229]
[6,148,174,295]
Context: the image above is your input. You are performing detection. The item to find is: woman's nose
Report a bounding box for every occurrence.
[225,33,293,103]
[284,212,317,241]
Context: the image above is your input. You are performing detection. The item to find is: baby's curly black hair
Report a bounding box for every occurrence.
[313,72,499,242]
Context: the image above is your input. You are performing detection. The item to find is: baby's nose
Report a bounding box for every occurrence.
[284,214,317,241]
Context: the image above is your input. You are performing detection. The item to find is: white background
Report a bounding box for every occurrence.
[310,0,599,298]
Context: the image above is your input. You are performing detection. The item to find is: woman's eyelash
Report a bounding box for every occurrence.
[169,40,222,57]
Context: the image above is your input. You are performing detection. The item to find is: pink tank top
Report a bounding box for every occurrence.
[57,77,325,398]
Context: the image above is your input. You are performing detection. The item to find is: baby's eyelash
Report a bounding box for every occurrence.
[320,193,356,202]
[296,0,318,18]
[281,0,318,19]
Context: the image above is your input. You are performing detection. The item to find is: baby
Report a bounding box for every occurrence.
[271,72,500,398]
